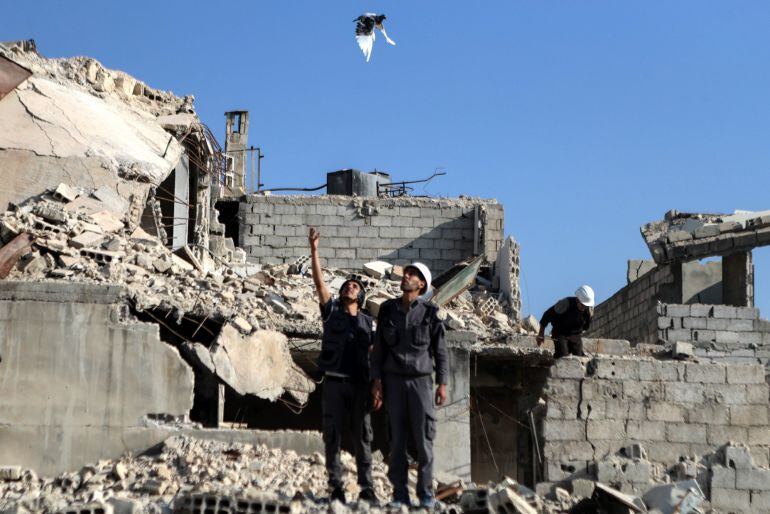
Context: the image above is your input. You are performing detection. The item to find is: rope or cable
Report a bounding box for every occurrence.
[472,397,500,477]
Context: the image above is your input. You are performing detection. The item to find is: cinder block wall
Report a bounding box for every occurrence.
[658,303,770,367]
[540,356,770,506]
[587,265,676,344]
[235,195,504,274]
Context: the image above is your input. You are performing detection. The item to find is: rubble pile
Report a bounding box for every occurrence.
[0,435,396,514]
[0,188,525,344]
[0,40,194,118]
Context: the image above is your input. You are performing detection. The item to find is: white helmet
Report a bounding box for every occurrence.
[406,262,432,294]
[575,285,595,307]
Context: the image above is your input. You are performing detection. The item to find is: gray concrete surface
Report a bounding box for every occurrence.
[0,282,193,475]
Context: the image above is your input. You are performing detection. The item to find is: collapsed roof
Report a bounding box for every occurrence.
[641,208,770,264]
[0,41,190,213]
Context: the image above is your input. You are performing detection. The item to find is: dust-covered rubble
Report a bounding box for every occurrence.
[0,187,530,345]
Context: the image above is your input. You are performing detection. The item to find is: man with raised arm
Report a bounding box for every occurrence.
[308,227,376,504]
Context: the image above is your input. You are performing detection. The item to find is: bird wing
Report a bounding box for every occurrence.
[356,32,375,62]
[355,14,377,62]
[377,24,396,46]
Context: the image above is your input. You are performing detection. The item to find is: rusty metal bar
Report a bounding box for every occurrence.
[0,233,34,278]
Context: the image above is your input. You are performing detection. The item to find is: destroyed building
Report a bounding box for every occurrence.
[3,40,770,514]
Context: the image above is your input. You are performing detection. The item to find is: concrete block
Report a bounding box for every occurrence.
[638,360,682,381]
[746,384,769,404]
[624,461,652,484]
[737,469,770,490]
[107,497,142,514]
[689,304,712,317]
[542,420,585,441]
[705,384,749,405]
[665,382,704,403]
[657,316,673,329]
[712,305,738,318]
[543,441,595,461]
[707,425,749,446]
[715,331,742,344]
[726,364,765,385]
[731,405,769,425]
[587,420,626,440]
[726,319,755,331]
[735,306,760,319]
[685,362,726,383]
[750,447,770,469]
[623,381,664,401]
[666,304,691,317]
[671,341,694,358]
[594,358,640,380]
[749,427,770,445]
[692,329,716,342]
[626,420,665,441]
[687,405,729,424]
[752,492,770,511]
[0,466,22,480]
[646,442,691,462]
[682,317,708,329]
[666,328,692,342]
[545,379,581,398]
[710,466,736,488]
[666,423,707,443]
[706,318,730,330]
[667,230,692,243]
[647,402,685,422]
[549,359,587,379]
[711,488,750,511]
[725,445,755,469]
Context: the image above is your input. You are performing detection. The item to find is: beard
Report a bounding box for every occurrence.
[400,280,420,293]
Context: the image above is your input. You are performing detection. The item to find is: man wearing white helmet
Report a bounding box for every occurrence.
[371,262,448,509]
[536,285,595,358]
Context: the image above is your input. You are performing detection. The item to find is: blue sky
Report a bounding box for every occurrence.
[6,1,770,318]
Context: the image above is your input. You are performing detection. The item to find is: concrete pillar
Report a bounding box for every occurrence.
[224,111,249,196]
[723,251,754,307]
[434,348,471,481]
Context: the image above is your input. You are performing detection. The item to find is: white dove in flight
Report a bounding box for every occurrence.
[354,13,396,62]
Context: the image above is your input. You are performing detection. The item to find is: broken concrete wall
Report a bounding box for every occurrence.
[0,281,193,476]
[641,209,770,265]
[587,264,677,345]
[657,303,770,367]
[493,236,522,322]
[539,356,770,500]
[230,195,504,275]
[434,348,472,482]
[0,74,182,213]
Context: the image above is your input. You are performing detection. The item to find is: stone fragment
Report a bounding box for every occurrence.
[52,183,78,203]
[70,231,105,249]
[365,296,388,318]
[670,341,694,359]
[231,316,253,335]
[363,260,393,279]
[89,210,124,233]
[0,466,22,480]
[33,203,68,224]
[521,314,540,334]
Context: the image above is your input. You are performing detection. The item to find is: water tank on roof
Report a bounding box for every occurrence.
[326,169,391,197]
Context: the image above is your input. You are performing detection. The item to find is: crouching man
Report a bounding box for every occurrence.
[309,228,376,503]
[371,262,448,508]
